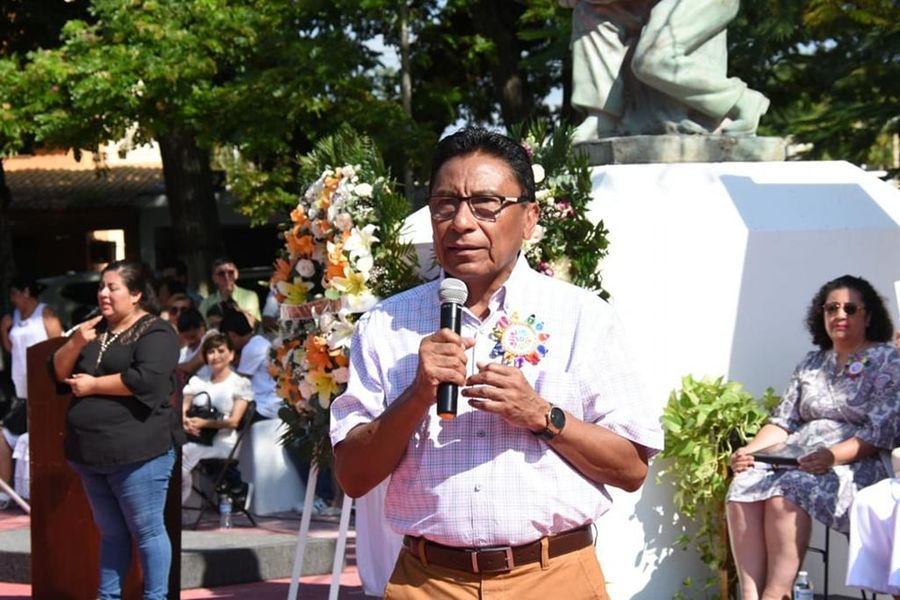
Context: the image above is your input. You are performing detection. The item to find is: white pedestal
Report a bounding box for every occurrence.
[592,159,900,599]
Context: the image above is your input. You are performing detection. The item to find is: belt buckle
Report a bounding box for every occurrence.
[471,546,515,573]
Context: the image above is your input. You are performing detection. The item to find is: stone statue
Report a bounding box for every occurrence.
[561,0,770,142]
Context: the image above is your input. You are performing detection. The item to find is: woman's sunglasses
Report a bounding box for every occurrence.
[823,302,864,316]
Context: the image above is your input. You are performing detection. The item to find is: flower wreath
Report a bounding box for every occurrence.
[269,125,421,467]
[270,122,611,467]
[516,122,610,300]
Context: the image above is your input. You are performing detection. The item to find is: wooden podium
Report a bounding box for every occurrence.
[27,338,182,600]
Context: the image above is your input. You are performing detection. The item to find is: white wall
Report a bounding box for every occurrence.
[594,160,900,598]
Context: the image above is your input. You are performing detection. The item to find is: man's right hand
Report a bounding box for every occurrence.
[410,329,474,406]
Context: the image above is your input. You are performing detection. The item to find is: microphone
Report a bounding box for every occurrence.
[436,278,468,420]
[63,306,102,337]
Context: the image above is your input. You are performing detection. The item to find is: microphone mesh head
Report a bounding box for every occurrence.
[439,278,468,305]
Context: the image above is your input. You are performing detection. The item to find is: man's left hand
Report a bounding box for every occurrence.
[462,361,548,432]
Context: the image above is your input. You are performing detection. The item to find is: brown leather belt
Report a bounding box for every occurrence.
[402,525,593,574]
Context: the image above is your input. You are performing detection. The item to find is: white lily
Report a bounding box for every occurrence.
[354,182,373,198]
[344,224,379,261]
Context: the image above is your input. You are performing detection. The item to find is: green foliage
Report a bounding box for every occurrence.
[514,120,610,300]
[729,0,899,173]
[658,375,779,598]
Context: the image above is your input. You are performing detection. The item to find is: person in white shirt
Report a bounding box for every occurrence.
[0,276,62,507]
[219,308,279,420]
[181,333,253,504]
[175,307,211,383]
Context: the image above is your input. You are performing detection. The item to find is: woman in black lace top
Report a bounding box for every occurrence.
[52,260,180,600]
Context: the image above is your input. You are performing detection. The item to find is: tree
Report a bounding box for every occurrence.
[1,0,427,280]
[728,0,898,171]
[0,0,92,314]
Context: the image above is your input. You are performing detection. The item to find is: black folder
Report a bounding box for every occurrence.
[751,443,811,466]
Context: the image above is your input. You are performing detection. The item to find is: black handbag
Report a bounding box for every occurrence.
[1,397,28,436]
[185,391,222,446]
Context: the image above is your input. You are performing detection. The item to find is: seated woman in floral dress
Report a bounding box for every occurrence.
[726,274,900,600]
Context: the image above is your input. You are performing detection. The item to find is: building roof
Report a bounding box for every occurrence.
[4,149,165,211]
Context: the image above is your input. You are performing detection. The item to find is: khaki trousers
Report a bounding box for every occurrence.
[384,544,610,600]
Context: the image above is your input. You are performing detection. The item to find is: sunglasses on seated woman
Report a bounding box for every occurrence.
[822,302,864,316]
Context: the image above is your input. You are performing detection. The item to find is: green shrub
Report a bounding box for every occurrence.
[658,375,779,599]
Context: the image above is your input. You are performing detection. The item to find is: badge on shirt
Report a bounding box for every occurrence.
[490,312,549,368]
[845,355,869,380]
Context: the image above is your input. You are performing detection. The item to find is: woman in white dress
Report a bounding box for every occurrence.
[0,276,62,506]
[180,333,252,504]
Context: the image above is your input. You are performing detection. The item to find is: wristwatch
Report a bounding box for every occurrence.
[535,405,566,441]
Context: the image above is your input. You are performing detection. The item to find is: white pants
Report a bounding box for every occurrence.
[847,478,900,595]
[181,440,234,504]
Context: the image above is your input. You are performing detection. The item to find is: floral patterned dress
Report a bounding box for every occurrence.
[727,343,900,533]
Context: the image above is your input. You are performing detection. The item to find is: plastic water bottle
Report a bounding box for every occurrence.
[792,570,814,600]
[218,493,232,529]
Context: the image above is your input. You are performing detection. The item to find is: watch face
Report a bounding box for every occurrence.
[549,406,566,430]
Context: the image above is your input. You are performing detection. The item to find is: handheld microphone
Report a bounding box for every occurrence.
[63,306,102,337]
[436,278,468,420]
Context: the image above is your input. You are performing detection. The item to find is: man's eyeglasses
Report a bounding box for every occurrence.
[823,302,864,316]
[168,305,190,315]
[215,269,237,279]
[427,194,533,223]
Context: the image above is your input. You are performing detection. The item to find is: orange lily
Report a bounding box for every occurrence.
[290,205,308,226]
[304,335,332,370]
[286,231,315,257]
[271,258,293,286]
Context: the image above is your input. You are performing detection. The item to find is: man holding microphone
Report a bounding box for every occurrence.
[330,127,662,598]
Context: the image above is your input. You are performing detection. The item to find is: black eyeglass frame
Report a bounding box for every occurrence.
[427,194,534,223]
[822,302,864,316]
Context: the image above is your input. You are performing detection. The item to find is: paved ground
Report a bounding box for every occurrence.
[0,573,371,599]
[0,505,373,599]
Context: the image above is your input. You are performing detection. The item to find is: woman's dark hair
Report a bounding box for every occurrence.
[101,260,161,315]
[9,275,44,297]
[201,332,232,364]
[805,274,894,349]
[429,127,535,201]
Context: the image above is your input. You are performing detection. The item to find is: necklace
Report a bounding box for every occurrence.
[94,329,124,369]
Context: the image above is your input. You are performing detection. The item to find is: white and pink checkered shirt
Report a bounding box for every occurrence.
[330,255,663,547]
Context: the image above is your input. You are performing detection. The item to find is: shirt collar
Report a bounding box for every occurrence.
[438,252,533,315]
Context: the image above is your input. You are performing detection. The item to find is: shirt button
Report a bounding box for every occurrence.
[476,430,486,438]
[474,484,482,492]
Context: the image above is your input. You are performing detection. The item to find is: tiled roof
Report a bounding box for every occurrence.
[6,166,165,210]
[4,149,165,210]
